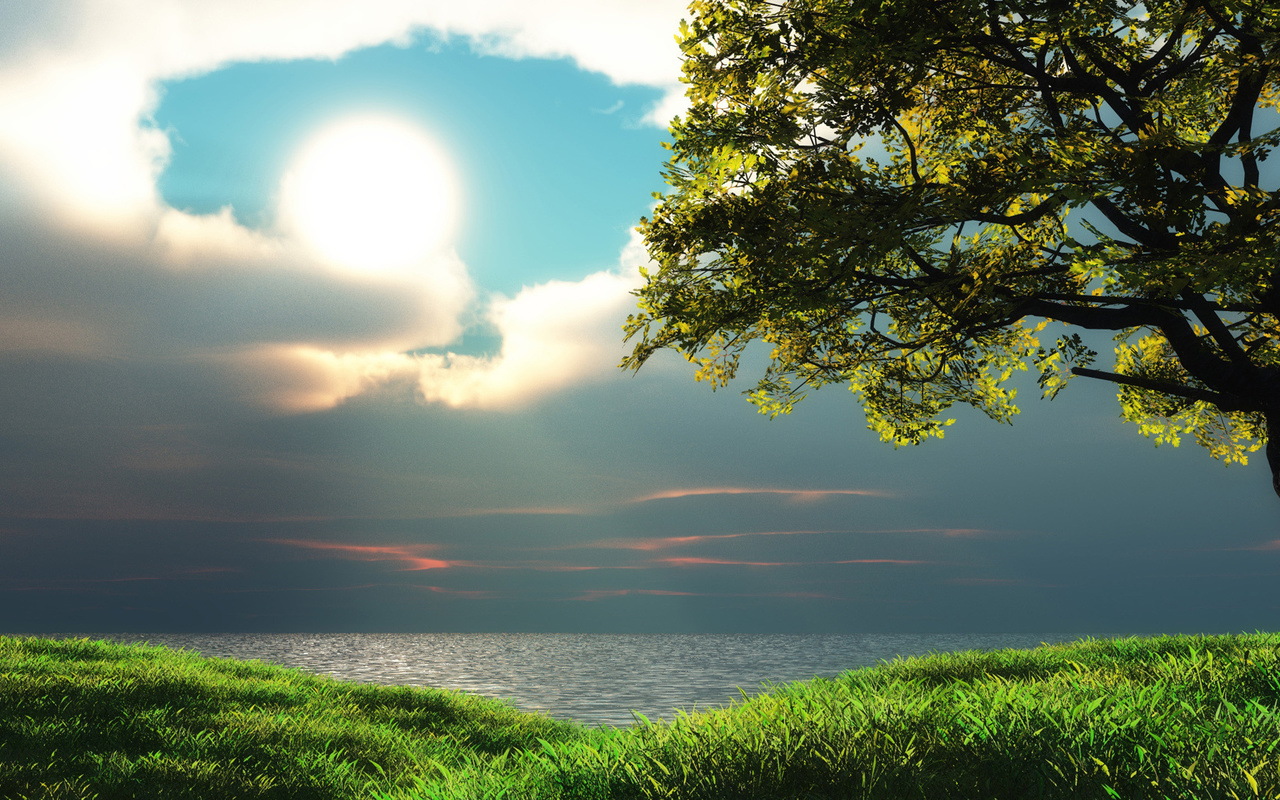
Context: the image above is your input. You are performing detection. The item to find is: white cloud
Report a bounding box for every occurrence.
[0,202,478,360]
[0,57,169,226]
[153,206,284,266]
[221,345,424,413]
[0,1,687,225]
[227,263,645,413]
[0,1,680,410]
[423,0,686,86]
[221,223,653,412]
[643,89,692,129]
[415,268,642,408]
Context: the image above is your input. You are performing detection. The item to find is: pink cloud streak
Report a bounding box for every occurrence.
[262,539,450,570]
[589,530,842,551]
[565,588,849,601]
[431,506,587,518]
[1217,539,1280,551]
[833,559,932,564]
[567,589,701,601]
[658,557,801,566]
[632,487,886,503]
[412,585,500,598]
[657,557,933,567]
[579,528,996,551]
[219,582,397,594]
[446,560,647,571]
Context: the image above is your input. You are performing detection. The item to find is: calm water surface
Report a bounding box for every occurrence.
[41,632,1137,727]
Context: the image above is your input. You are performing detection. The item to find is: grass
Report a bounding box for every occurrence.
[2,632,1280,799]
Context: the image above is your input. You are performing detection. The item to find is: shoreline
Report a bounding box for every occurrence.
[2,630,1278,798]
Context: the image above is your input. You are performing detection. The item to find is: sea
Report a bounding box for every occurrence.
[34,631,1141,728]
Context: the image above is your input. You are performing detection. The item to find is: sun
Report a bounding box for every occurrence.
[280,116,456,273]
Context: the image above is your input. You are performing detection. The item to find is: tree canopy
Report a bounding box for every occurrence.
[622,0,1280,498]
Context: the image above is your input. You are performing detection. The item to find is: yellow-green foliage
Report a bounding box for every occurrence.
[623,0,1280,470]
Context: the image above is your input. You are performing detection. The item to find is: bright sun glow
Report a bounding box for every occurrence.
[281,116,456,272]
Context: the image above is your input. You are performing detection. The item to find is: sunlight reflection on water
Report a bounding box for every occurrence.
[43,632,1133,727]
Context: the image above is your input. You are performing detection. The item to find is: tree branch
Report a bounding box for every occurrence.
[1091,196,1183,249]
[1033,292,1254,313]
[1017,296,1170,330]
[1143,23,1223,96]
[1071,367,1252,411]
[969,195,1067,227]
[889,117,923,184]
[1018,296,1249,399]
[1131,11,1189,81]
[1181,289,1254,368]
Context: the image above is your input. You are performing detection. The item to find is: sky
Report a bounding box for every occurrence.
[1,1,1278,636]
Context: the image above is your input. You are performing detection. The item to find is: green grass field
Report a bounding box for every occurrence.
[2,631,1280,799]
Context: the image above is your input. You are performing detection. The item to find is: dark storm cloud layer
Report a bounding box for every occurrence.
[4,297,1279,632]
[0,202,466,359]
[4,365,1280,636]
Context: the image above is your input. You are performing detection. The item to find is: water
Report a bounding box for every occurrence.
[36,632,1137,728]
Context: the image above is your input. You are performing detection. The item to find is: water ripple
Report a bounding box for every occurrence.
[42,632,1132,728]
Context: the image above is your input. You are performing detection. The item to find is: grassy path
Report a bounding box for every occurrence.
[2,631,1279,798]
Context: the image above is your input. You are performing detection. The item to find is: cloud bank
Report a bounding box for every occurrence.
[0,1,683,411]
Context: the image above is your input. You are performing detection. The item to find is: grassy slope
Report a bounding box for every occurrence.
[2,632,1280,799]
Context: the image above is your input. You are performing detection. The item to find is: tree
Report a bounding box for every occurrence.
[622,0,1280,498]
